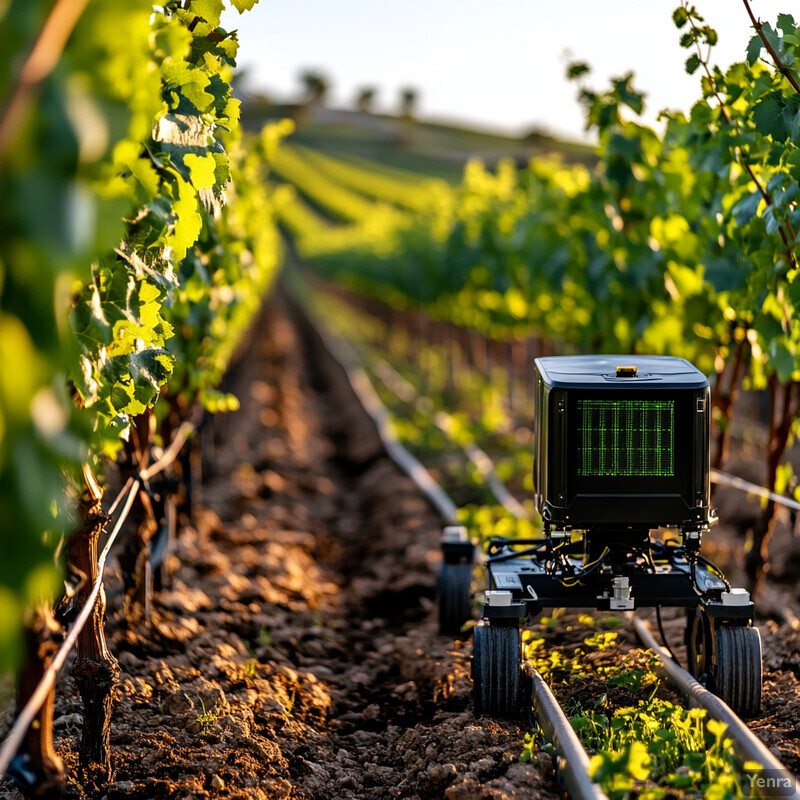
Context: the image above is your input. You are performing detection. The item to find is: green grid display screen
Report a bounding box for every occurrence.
[577,399,675,477]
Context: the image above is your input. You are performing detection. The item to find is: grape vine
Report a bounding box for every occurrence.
[0,0,283,677]
[278,3,800,593]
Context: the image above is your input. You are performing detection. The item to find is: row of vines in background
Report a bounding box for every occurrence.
[0,0,284,793]
[275,1,800,595]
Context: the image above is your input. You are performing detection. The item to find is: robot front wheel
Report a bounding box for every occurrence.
[685,610,762,717]
[472,622,523,719]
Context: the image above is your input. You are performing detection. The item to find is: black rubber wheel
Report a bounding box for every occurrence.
[472,623,521,719]
[438,562,473,636]
[685,607,710,682]
[713,625,762,717]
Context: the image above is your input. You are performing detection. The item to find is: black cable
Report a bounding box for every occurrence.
[642,545,682,666]
[558,546,609,586]
[656,605,681,665]
[486,545,548,563]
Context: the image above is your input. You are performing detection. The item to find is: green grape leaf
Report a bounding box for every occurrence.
[672,6,689,29]
[567,62,590,80]
[229,0,259,11]
[152,114,211,184]
[153,16,192,61]
[184,153,217,189]
[162,63,213,113]
[205,73,232,117]
[129,349,175,405]
[777,13,797,36]
[128,156,161,201]
[768,338,796,381]
[731,191,762,225]
[168,176,203,261]
[747,34,763,65]
[762,206,781,235]
[187,0,224,29]
[685,54,701,75]
[613,75,643,115]
[212,151,231,188]
[752,92,800,143]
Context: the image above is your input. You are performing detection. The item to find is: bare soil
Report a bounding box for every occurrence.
[0,292,558,800]
[2,289,800,799]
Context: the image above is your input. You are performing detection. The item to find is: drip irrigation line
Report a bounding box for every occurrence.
[366,355,530,520]
[0,420,196,779]
[324,328,459,524]
[287,281,459,524]
[633,616,800,800]
[105,476,135,517]
[141,421,195,482]
[525,662,610,800]
[711,469,800,512]
[0,480,138,779]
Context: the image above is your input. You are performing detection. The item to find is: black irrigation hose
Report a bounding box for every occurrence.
[525,664,611,800]
[634,617,800,800]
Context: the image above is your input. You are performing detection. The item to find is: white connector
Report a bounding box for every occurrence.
[721,588,750,606]
[485,590,513,607]
[442,525,469,543]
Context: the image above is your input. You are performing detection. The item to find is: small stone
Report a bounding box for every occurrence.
[117,650,138,672]
[112,781,134,792]
[309,665,335,681]
[468,758,495,777]
[163,691,194,715]
[211,775,224,790]
[392,681,419,701]
[53,712,82,730]
[260,697,287,717]
[363,703,381,720]
[425,762,457,790]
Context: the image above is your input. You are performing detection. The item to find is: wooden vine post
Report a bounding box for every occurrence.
[710,332,747,471]
[119,412,158,627]
[745,379,800,596]
[14,606,64,798]
[68,465,119,788]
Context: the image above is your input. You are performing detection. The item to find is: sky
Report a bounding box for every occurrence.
[220,0,792,142]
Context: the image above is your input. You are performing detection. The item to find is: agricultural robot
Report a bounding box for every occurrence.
[438,355,762,718]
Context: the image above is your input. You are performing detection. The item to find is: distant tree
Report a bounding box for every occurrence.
[399,87,419,119]
[355,86,377,113]
[231,65,252,95]
[522,125,556,145]
[299,70,330,105]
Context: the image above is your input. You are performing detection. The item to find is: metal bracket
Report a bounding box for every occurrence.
[441,526,474,564]
[609,576,634,610]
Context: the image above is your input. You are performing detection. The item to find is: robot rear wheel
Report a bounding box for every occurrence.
[438,562,473,636]
[712,625,762,717]
[472,622,522,719]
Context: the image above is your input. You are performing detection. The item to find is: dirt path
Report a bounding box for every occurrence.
[0,292,557,800]
[4,288,800,799]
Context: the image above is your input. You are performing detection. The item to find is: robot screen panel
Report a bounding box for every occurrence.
[576,399,675,478]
